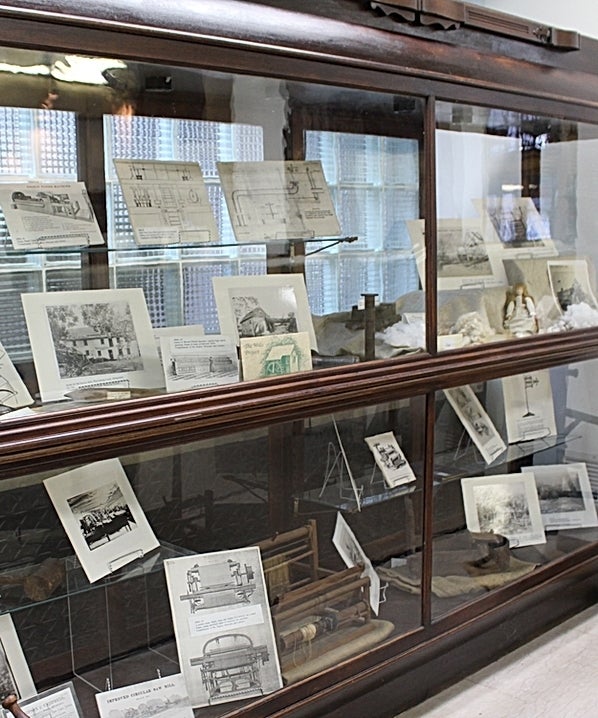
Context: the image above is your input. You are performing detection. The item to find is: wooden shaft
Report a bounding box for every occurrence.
[2,694,31,718]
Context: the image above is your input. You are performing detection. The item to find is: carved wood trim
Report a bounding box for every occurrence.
[369,0,580,49]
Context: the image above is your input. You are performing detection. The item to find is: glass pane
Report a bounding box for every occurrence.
[433,101,598,349]
[0,47,425,408]
[431,359,598,619]
[3,398,424,715]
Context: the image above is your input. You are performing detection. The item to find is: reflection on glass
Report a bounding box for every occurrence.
[432,101,598,349]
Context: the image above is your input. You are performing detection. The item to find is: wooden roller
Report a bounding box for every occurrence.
[1,694,31,718]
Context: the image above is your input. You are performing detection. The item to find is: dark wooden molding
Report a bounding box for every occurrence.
[369,0,580,49]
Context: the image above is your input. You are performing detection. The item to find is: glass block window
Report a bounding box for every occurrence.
[305,131,420,314]
[0,107,80,360]
[104,116,267,330]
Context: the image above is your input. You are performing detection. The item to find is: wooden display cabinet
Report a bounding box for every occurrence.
[1,1,598,716]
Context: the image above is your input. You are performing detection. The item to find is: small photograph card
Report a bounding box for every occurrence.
[461,473,546,547]
[521,463,598,531]
[22,288,163,403]
[96,673,193,718]
[444,385,506,464]
[364,431,416,488]
[44,458,159,583]
[0,182,104,249]
[113,159,219,246]
[164,547,283,708]
[502,370,557,444]
[240,332,312,381]
[161,335,239,391]
[0,613,35,702]
[3,682,82,718]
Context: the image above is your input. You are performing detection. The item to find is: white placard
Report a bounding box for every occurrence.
[502,370,557,443]
[96,674,193,718]
[364,431,416,489]
[0,182,104,249]
[4,683,82,718]
[161,335,238,391]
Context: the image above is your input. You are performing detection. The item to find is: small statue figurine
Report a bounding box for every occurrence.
[503,282,538,337]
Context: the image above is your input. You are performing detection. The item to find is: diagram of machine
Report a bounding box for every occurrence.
[179,559,256,611]
[191,633,269,704]
[11,190,93,221]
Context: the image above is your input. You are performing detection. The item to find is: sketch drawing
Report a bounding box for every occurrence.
[114,159,218,245]
[217,160,340,242]
[164,547,282,708]
[240,332,312,381]
[364,431,416,489]
[96,674,193,718]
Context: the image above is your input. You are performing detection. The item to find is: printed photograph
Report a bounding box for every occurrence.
[44,458,159,583]
[461,473,546,547]
[407,218,506,290]
[213,275,316,349]
[22,288,163,403]
[46,300,143,379]
[484,196,551,249]
[547,259,598,312]
[161,335,239,392]
[67,481,137,551]
[522,463,598,530]
[0,636,18,699]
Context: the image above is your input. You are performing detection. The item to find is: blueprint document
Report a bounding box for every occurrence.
[218,159,341,242]
[114,159,219,245]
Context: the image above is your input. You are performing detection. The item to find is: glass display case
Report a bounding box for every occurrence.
[2,1,598,716]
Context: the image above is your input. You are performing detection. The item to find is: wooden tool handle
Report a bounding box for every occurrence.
[2,694,31,718]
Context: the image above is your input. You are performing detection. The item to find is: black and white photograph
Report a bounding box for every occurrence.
[477,196,556,256]
[547,259,598,313]
[407,218,506,290]
[521,463,598,530]
[22,288,163,403]
[461,473,546,547]
[67,482,137,551]
[5,682,83,718]
[0,614,36,702]
[501,370,557,444]
[444,385,507,464]
[163,547,282,708]
[96,673,193,718]
[0,181,104,250]
[213,275,317,349]
[364,431,416,489]
[44,458,159,583]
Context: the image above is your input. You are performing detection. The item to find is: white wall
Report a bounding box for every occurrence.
[467,0,598,41]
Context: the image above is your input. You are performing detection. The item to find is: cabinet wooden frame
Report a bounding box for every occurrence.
[1,2,598,717]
